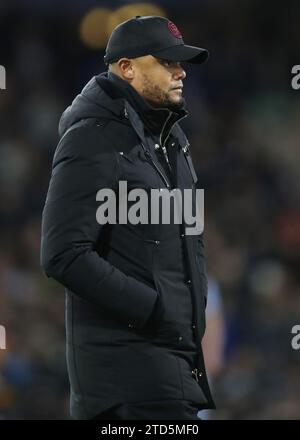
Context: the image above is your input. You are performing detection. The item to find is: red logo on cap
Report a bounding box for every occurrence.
[167,21,182,39]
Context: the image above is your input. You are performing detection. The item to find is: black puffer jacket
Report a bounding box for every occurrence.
[40,71,215,419]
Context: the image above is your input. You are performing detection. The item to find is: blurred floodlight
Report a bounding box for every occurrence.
[249,260,285,298]
[79,8,112,50]
[107,3,167,36]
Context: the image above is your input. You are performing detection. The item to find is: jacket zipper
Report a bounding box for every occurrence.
[160,112,188,149]
[159,113,172,170]
[159,112,188,168]
[182,140,198,184]
[143,147,170,189]
[192,368,199,382]
[141,112,188,189]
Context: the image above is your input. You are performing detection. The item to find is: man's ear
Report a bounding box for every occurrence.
[117,58,135,81]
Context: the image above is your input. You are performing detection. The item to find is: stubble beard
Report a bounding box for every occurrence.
[141,73,185,112]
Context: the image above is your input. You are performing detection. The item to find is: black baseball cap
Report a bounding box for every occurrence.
[104,16,209,65]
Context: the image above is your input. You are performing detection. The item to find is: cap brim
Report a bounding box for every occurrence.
[151,44,209,64]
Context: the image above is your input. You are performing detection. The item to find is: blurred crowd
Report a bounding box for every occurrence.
[1,0,300,419]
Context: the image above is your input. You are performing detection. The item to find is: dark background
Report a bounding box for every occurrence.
[0,0,300,419]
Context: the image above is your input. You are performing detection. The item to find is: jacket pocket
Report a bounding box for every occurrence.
[141,277,182,347]
[141,279,165,335]
[176,356,208,405]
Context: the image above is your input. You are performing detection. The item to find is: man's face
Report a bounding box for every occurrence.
[131,55,186,111]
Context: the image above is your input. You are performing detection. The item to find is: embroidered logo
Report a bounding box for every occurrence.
[167,21,182,39]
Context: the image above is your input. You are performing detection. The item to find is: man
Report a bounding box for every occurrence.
[40,15,215,420]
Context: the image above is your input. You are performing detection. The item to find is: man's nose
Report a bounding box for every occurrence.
[174,65,186,80]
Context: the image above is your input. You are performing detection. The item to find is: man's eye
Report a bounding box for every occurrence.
[161,60,181,69]
[159,59,172,67]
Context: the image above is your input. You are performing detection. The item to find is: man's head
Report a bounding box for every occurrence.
[104,16,209,111]
[109,56,186,111]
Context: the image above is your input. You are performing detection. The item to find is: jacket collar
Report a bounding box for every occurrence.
[95,71,188,143]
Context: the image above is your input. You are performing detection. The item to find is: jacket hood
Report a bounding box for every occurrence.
[58,73,125,137]
[59,71,188,140]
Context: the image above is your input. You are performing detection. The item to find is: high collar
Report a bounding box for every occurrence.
[95,71,188,142]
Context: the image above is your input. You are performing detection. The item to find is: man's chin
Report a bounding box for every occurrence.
[147,96,186,111]
[165,96,186,112]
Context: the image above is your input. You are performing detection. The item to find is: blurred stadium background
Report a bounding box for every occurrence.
[1,0,300,419]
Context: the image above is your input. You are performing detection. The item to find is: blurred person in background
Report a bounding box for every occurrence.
[202,277,225,381]
[40,16,215,420]
[200,276,226,419]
